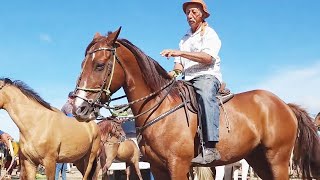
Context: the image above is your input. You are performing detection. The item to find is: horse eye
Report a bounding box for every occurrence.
[95,63,105,71]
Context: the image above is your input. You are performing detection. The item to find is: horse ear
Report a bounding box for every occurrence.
[107,27,122,46]
[94,32,101,39]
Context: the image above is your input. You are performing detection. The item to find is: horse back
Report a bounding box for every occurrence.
[215,89,297,162]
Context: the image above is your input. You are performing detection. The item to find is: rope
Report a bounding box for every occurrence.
[218,97,231,133]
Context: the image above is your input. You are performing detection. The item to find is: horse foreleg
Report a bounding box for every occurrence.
[98,155,110,180]
[102,158,113,175]
[125,164,130,180]
[150,165,170,180]
[83,138,100,180]
[19,157,37,180]
[43,160,56,180]
[82,155,98,180]
[92,159,101,180]
[132,161,143,180]
[168,160,191,180]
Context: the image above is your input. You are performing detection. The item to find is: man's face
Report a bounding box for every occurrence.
[185,4,204,29]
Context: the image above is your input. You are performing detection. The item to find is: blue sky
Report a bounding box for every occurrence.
[1,1,320,139]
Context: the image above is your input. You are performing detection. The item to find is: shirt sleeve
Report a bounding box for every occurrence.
[0,130,4,135]
[202,29,221,60]
[174,39,184,64]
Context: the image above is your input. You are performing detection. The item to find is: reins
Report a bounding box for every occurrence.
[105,78,176,120]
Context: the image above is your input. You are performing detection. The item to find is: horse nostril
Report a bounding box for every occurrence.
[80,106,87,112]
[76,104,89,117]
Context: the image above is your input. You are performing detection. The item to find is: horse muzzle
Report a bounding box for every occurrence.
[73,101,97,121]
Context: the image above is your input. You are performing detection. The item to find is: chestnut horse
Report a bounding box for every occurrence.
[0,78,100,180]
[71,28,320,179]
[97,119,143,180]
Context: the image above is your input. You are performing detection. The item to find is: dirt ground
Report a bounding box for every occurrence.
[1,167,84,180]
[1,168,306,180]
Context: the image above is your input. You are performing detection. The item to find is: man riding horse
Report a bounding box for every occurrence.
[161,0,222,164]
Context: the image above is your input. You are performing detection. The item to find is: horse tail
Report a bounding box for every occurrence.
[193,167,214,180]
[288,103,320,179]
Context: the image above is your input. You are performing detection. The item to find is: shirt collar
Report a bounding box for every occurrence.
[186,27,202,37]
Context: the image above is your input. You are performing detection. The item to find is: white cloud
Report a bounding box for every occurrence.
[245,61,320,116]
[39,33,52,43]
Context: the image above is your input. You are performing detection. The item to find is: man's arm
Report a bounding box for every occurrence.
[160,49,214,64]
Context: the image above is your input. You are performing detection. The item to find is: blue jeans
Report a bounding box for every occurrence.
[190,74,221,142]
[55,163,67,180]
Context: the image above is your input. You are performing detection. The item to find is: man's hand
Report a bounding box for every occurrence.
[0,133,13,148]
[168,71,176,79]
[160,49,182,59]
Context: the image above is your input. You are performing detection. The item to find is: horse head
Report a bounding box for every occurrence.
[72,27,125,121]
[0,78,13,108]
[98,117,126,142]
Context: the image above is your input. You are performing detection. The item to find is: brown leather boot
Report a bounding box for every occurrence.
[191,148,221,165]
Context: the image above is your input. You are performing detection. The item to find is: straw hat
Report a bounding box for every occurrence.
[183,0,210,19]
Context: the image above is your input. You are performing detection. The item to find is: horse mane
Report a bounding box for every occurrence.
[98,118,126,139]
[0,78,52,110]
[97,120,113,135]
[117,39,172,92]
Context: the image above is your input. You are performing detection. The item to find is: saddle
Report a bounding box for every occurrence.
[176,81,234,113]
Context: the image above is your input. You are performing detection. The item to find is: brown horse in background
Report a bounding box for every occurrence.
[97,119,143,180]
[0,78,100,180]
[71,28,320,179]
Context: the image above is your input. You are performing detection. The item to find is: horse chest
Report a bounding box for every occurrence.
[20,143,43,164]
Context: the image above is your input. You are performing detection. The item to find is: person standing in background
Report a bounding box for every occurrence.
[0,130,13,148]
[55,92,75,179]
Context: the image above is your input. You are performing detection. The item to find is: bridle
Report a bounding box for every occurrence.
[74,45,122,108]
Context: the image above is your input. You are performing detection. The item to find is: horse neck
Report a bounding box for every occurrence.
[105,136,120,153]
[2,86,45,136]
[118,44,169,124]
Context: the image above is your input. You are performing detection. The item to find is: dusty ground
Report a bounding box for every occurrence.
[1,167,84,180]
[1,168,305,180]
